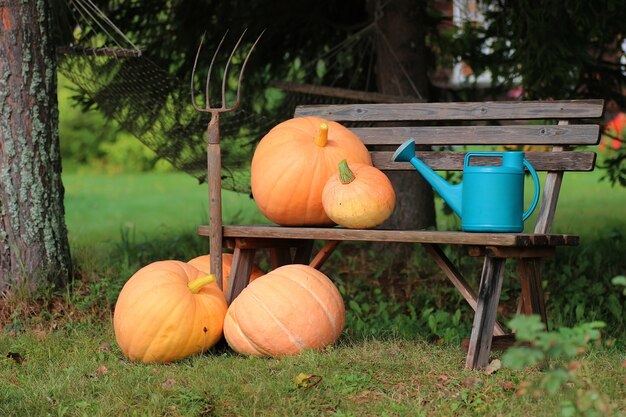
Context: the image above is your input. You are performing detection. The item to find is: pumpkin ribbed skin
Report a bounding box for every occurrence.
[322,161,396,228]
[251,116,372,226]
[224,264,345,357]
[113,260,227,363]
[188,253,264,293]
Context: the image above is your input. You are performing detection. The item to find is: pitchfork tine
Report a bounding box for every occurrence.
[232,29,265,111]
[191,29,263,112]
[190,33,206,112]
[221,29,247,108]
[208,30,229,109]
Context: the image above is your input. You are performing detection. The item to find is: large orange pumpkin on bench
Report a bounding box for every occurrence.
[223,264,345,357]
[251,116,372,226]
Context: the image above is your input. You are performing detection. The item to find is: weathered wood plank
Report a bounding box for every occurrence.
[207,142,223,288]
[465,257,507,369]
[203,225,580,247]
[226,248,256,304]
[462,334,520,352]
[372,150,596,172]
[351,124,600,146]
[295,100,604,121]
[423,244,507,336]
[270,80,421,104]
[519,258,548,326]
[467,246,556,258]
[310,241,341,269]
[270,247,293,269]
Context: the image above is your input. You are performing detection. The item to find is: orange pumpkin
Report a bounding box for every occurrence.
[223,264,345,357]
[322,160,396,228]
[113,260,227,363]
[187,253,264,293]
[251,116,372,226]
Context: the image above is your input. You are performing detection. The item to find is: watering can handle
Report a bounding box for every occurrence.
[523,159,540,221]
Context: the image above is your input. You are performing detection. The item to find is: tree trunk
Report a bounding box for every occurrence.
[0,1,71,291]
[368,0,436,231]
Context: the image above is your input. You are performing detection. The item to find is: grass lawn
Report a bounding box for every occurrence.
[1,326,624,417]
[62,169,626,248]
[62,172,268,247]
[0,168,623,416]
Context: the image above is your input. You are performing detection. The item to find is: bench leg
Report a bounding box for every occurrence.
[270,247,292,269]
[465,256,506,370]
[225,247,256,304]
[424,244,507,336]
[519,257,548,328]
[309,241,341,269]
[293,240,315,264]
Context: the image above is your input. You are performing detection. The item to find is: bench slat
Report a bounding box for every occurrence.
[351,124,600,146]
[295,100,604,121]
[200,225,579,247]
[371,151,596,172]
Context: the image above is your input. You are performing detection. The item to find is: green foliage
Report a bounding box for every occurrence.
[502,316,618,417]
[503,315,605,369]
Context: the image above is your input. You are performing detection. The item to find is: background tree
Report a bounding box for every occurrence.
[0,1,72,290]
[454,0,626,185]
[61,0,443,230]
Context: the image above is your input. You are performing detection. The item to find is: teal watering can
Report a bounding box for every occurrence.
[392,139,540,233]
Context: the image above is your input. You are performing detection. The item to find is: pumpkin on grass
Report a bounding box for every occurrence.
[113,260,227,363]
[188,253,264,293]
[322,160,396,228]
[223,264,345,357]
[251,116,372,226]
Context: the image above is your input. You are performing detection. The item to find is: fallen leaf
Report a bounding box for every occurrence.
[293,373,323,390]
[501,381,516,391]
[515,380,532,397]
[162,378,176,390]
[484,359,501,375]
[97,365,108,376]
[462,376,482,389]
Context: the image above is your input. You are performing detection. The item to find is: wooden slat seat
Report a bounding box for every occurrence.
[205,225,580,247]
[198,99,604,371]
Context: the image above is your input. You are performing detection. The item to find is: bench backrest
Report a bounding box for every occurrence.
[294,100,604,233]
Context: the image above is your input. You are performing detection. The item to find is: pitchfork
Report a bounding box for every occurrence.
[191,30,263,292]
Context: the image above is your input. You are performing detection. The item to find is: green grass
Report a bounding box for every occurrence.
[1,327,624,417]
[63,169,626,248]
[1,168,623,416]
[63,172,268,246]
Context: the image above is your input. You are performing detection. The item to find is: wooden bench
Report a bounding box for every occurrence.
[198,99,604,369]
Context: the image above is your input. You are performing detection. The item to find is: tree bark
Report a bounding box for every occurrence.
[0,1,71,291]
[368,0,436,231]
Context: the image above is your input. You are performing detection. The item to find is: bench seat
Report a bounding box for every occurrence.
[199,225,579,247]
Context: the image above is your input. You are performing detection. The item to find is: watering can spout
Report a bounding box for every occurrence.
[392,139,463,217]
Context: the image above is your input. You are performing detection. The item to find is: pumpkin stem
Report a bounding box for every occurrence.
[338,159,355,184]
[314,123,329,147]
[188,275,216,293]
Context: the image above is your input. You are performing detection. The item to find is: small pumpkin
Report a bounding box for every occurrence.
[113,260,227,363]
[322,160,396,228]
[223,264,345,357]
[187,253,264,293]
[251,116,372,226]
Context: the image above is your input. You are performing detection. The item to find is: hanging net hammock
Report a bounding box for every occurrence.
[57,0,419,194]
